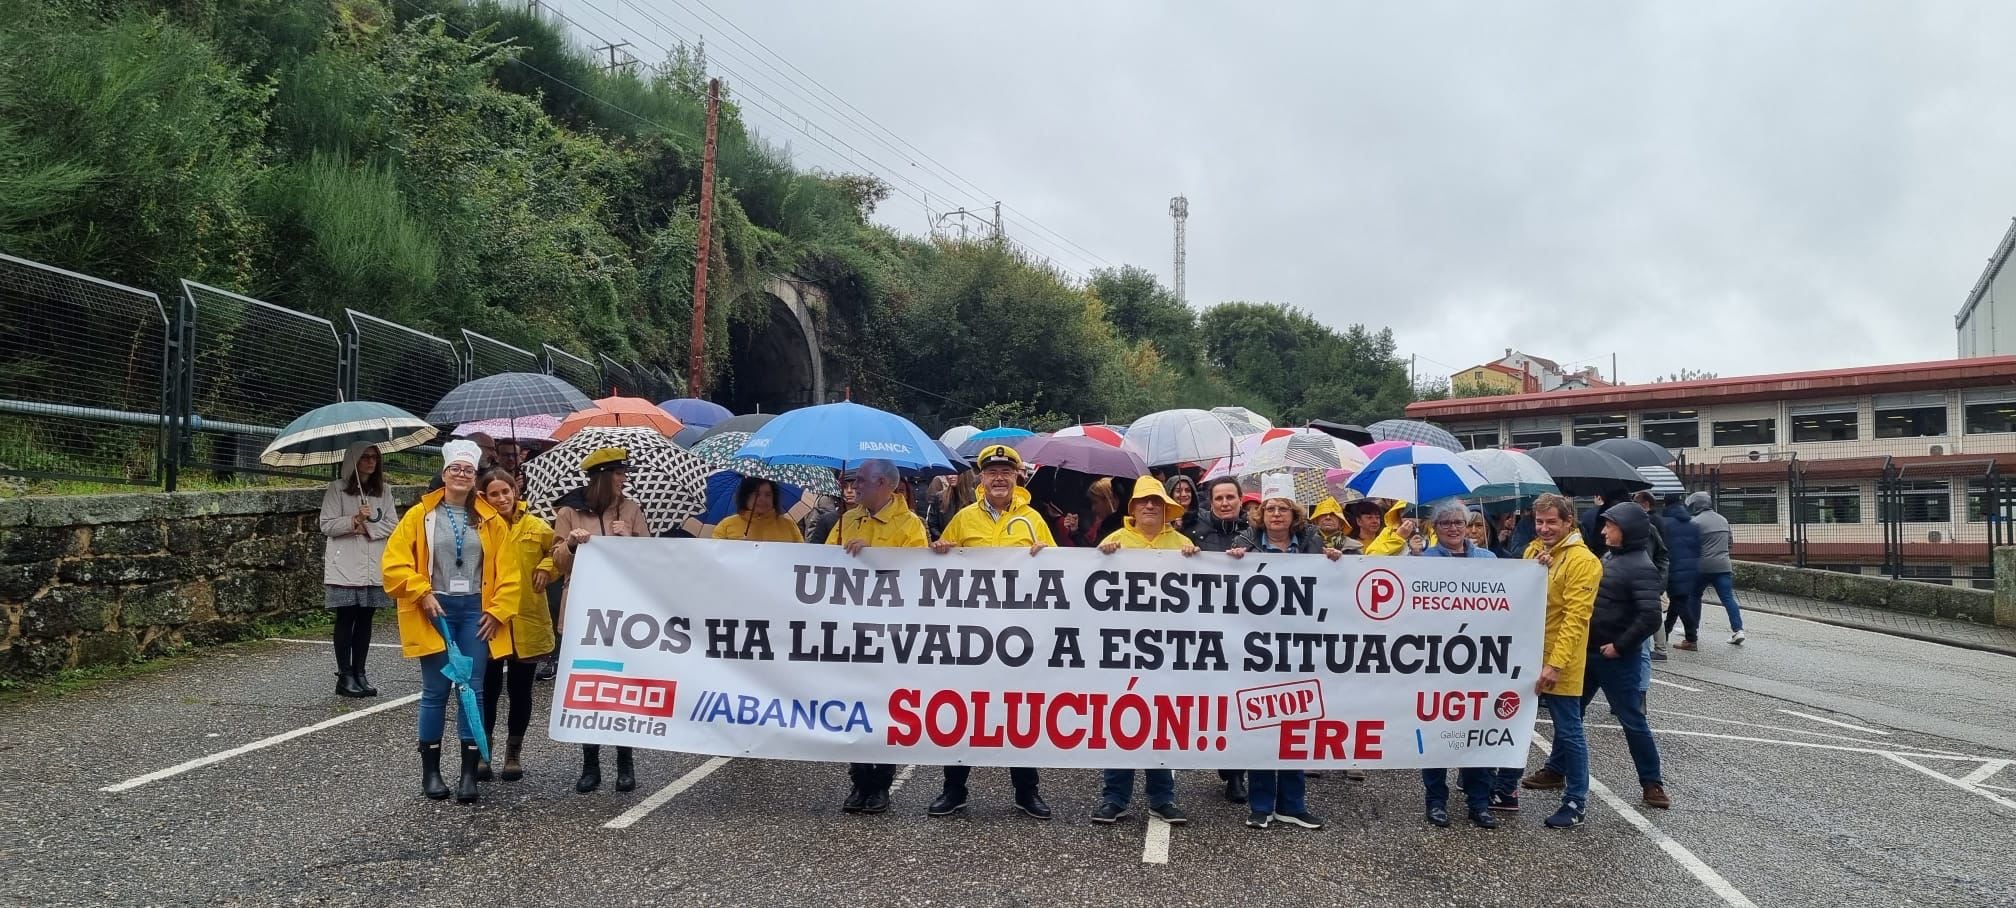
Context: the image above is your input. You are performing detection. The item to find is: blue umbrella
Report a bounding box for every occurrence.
[733,402,952,473]
[432,616,490,763]
[660,398,734,430]
[687,472,813,537]
[1346,445,1490,504]
[956,426,1034,457]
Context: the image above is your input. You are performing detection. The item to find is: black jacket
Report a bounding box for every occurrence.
[1231,525,1326,554]
[1643,507,1669,590]
[1189,512,1248,553]
[1589,502,1663,655]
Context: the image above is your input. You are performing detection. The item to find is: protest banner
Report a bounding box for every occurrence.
[549,538,1547,769]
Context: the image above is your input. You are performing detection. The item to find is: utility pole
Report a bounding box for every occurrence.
[1611,352,1618,385]
[594,41,634,73]
[992,201,1002,239]
[687,77,720,399]
[1169,195,1189,304]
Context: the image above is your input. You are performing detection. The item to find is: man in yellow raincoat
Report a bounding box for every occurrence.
[827,459,927,814]
[1496,492,1598,829]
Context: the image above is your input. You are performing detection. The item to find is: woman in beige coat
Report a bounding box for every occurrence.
[549,447,648,794]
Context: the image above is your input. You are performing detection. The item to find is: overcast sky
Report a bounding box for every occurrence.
[553,0,2012,384]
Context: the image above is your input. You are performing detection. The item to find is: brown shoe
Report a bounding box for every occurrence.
[1642,783,1672,809]
[1674,640,1699,651]
[499,735,525,782]
[1521,768,1565,790]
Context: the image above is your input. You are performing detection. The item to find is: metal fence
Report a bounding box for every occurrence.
[0,252,685,492]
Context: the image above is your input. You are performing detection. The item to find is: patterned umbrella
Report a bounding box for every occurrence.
[1367,419,1464,453]
[522,426,710,535]
[1203,427,1297,479]
[1054,424,1125,446]
[1636,465,1686,497]
[659,398,734,430]
[261,401,437,467]
[426,372,593,425]
[939,425,982,450]
[1124,409,1238,467]
[452,414,561,444]
[1241,431,1368,477]
[1211,406,1273,437]
[690,431,842,497]
[554,396,684,441]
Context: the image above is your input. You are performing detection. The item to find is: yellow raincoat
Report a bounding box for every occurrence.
[500,502,557,660]
[1364,501,1435,555]
[940,486,1057,548]
[1524,530,1599,698]
[381,489,522,661]
[823,496,929,549]
[714,511,805,543]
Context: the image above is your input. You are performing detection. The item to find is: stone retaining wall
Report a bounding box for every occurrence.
[1,487,417,680]
[1733,560,2000,626]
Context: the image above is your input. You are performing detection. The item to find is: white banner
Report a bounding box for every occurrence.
[549,538,1547,769]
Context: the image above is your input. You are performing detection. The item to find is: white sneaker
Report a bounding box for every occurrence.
[1730,630,1746,645]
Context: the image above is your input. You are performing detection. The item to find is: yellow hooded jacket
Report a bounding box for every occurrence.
[1364,501,1437,555]
[942,486,1058,548]
[1524,530,1599,698]
[381,489,523,661]
[500,501,558,660]
[823,496,929,549]
[714,511,805,543]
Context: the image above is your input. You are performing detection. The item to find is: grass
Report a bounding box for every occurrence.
[0,609,338,705]
[0,472,325,500]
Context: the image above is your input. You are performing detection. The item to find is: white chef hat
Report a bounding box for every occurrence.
[442,439,482,471]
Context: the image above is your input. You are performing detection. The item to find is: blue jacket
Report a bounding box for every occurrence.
[1419,541,1496,558]
[1661,503,1702,597]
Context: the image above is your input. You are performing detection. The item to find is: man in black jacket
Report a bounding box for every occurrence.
[1585,501,1671,809]
[1191,476,1251,802]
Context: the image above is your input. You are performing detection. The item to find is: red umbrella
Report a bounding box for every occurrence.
[553,396,684,441]
[1054,423,1124,447]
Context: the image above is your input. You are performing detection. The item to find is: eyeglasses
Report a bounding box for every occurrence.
[444,465,477,476]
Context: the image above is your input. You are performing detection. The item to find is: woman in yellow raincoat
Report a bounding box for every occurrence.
[477,468,557,783]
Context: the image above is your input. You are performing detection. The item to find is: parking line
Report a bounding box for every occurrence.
[271,637,401,650]
[102,693,422,792]
[1141,816,1172,865]
[1650,678,1702,692]
[603,757,732,830]
[1531,739,1757,908]
[1660,710,1937,751]
[1539,719,1990,762]
[1880,753,2016,813]
[1775,709,1887,736]
[1957,759,2013,787]
[887,764,919,793]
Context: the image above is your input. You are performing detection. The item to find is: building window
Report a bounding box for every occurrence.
[1962,391,2016,435]
[1873,392,1948,439]
[1510,417,1560,449]
[1891,479,1951,523]
[1789,402,1857,443]
[1449,425,1499,450]
[1964,477,2014,524]
[1720,486,1779,525]
[1640,410,1700,449]
[1712,418,1777,448]
[1570,414,1627,445]
[1796,485,1861,524]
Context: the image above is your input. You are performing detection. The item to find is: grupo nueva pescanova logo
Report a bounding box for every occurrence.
[1355,568,1404,621]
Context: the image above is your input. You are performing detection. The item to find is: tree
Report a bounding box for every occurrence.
[1087,266,1198,369]
[1196,302,1413,425]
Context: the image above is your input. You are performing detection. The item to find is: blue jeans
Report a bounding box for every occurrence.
[417,594,486,744]
[1248,770,1306,815]
[1422,767,1491,810]
[1572,650,1663,785]
[1100,768,1176,808]
[1536,693,1590,804]
[1699,572,1744,632]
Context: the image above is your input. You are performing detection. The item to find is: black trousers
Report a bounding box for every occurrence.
[330,605,375,674]
[482,655,538,739]
[849,763,896,791]
[942,765,1038,798]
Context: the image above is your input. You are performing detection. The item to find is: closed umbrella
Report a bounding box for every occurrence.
[1636,465,1686,497]
[956,427,1034,457]
[426,372,593,425]
[1525,446,1651,496]
[1367,419,1465,454]
[732,401,951,473]
[1345,445,1490,504]
[261,401,437,467]
[451,414,561,444]
[698,413,775,442]
[1590,437,1677,469]
[554,396,684,441]
[432,616,490,763]
[522,426,711,534]
[1460,448,1560,500]
[1014,435,1147,478]
[1124,408,1237,467]
[659,398,734,430]
[939,425,982,451]
[689,431,843,497]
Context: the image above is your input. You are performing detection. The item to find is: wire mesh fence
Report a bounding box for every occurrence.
[0,254,167,485]
[347,310,462,422]
[180,281,344,479]
[599,355,638,399]
[462,329,540,380]
[545,344,598,397]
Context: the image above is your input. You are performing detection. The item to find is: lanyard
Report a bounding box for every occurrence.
[443,506,468,569]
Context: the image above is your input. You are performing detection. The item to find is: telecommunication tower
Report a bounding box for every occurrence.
[1168,195,1189,303]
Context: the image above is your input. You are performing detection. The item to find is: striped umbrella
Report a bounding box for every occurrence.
[1054,424,1125,447]
[1242,431,1368,477]
[1211,406,1273,437]
[1367,419,1464,454]
[1636,465,1686,497]
[426,372,593,425]
[522,426,711,535]
[1345,445,1490,504]
[261,401,437,467]
[690,431,843,497]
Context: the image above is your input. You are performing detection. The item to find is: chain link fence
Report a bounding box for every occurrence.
[545,344,598,397]
[462,329,540,380]
[180,280,344,479]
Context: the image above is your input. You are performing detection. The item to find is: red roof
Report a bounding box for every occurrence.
[1695,451,2016,482]
[1406,356,2016,421]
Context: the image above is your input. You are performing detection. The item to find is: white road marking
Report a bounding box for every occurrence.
[1659,710,1939,751]
[1775,709,1888,736]
[603,756,731,830]
[1958,759,2014,787]
[101,693,422,792]
[887,764,919,793]
[1141,816,1172,865]
[1650,678,1702,692]
[1880,753,2016,814]
[1529,739,1757,908]
[271,637,401,649]
[1980,782,2016,794]
[1538,719,1992,762]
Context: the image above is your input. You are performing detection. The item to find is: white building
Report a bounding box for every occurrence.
[1958,218,2016,357]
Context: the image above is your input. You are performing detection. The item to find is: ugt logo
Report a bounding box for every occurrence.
[1355,568,1403,621]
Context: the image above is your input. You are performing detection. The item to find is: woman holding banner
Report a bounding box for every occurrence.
[1092,476,1199,826]
[713,477,804,542]
[381,440,522,804]
[550,447,646,794]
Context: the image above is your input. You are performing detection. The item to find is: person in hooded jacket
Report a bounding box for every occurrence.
[476,468,557,782]
[1659,495,1703,660]
[1312,498,1358,552]
[320,443,400,698]
[1685,491,1747,646]
[550,448,648,795]
[1364,501,1423,555]
[1186,475,1252,802]
[1167,474,1201,538]
[1536,501,1670,810]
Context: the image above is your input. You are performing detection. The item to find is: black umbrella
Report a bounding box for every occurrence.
[1588,437,1676,468]
[1525,446,1651,497]
[1308,420,1376,447]
[425,372,593,426]
[697,413,774,442]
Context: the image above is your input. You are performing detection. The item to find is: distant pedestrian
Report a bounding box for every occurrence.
[477,469,557,783]
[1094,476,1199,827]
[826,459,929,815]
[319,443,398,698]
[1505,492,1597,829]
[1685,492,1747,645]
[1659,494,1703,660]
[550,447,649,795]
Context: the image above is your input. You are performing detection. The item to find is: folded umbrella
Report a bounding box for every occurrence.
[1524,446,1651,497]
[554,396,684,441]
[261,401,437,467]
[432,615,489,763]
[1345,445,1490,504]
[426,372,593,425]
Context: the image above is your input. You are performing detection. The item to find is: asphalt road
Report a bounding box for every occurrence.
[2,610,2012,908]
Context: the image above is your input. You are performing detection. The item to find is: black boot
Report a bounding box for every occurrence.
[455,741,481,803]
[418,742,450,800]
[615,747,636,792]
[350,669,378,698]
[336,671,364,698]
[575,745,602,793]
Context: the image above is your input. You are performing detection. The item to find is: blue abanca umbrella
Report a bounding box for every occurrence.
[732,402,952,473]
[1345,444,1490,504]
[956,426,1035,457]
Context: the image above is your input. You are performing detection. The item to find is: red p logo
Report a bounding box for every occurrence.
[1356,569,1403,621]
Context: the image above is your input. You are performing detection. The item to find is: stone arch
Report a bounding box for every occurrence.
[720,277,825,414]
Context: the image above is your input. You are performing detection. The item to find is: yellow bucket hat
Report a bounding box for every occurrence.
[1128,475,1185,519]
[1312,497,1346,521]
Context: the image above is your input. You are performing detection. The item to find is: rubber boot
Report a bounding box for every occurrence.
[418,742,450,800]
[500,736,525,782]
[615,747,636,792]
[455,741,481,803]
[575,744,602,793]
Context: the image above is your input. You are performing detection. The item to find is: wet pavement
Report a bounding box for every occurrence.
[2,610,2013,908]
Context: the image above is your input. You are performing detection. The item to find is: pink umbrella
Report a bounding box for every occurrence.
[1357,440,1415,460]
[1054,424,1125,447]
[452,414,561,443]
